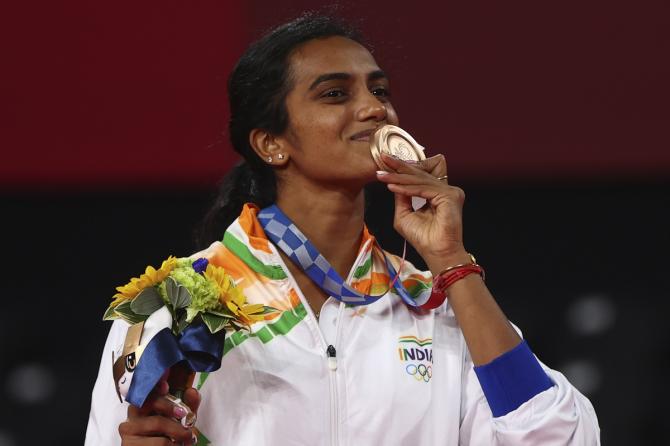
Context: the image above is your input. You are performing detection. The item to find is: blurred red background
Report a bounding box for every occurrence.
[2,0,669,187]
[1,3,669,445]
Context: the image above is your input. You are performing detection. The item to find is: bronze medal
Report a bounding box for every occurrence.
[370,125,426,171]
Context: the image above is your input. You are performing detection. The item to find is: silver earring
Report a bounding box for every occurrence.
[277,153,285,160]
[267,156,273,163]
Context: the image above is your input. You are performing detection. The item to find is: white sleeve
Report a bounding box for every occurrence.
[85,320,131,446]
[459,349,601,445]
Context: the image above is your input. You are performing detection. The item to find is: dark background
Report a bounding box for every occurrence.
[2,1,669,445]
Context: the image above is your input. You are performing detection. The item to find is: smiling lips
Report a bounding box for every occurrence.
[350,128,377,142]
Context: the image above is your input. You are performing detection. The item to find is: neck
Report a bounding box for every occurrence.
[275,180,366,279]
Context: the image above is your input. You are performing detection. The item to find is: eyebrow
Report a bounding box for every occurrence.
[308,70,388,90]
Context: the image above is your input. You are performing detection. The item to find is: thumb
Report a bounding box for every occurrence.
[421,154,447,177]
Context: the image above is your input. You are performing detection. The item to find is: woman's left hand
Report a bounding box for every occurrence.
[376,153,468,270]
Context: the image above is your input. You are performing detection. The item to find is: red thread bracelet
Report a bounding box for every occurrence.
[423,258,485,309]
[437,264,484,290]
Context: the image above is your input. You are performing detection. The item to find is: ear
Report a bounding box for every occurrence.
[249,129,289,166]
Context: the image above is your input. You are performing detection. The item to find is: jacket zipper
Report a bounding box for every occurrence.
[270,239,369,446]
[327,344,337,371]
[327,343,338,445]
[329,302,345,446]
[270,250,341,444]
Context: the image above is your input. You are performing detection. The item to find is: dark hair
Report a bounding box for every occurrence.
[197,13,364,246]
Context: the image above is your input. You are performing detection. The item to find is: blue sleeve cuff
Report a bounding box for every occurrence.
[473,340,554,417]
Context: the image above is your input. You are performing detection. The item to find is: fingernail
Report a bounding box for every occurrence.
[174,405,187,418]
[376,170,389,176]
[404,160,419,164]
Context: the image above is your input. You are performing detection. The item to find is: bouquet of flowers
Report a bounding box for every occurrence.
[104,255,276,410]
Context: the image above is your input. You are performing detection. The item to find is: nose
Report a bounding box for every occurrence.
[355,91,387,123]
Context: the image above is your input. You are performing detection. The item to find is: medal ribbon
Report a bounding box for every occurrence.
[258,205,446,309]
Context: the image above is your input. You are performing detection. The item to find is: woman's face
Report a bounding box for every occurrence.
[277,36,399,187]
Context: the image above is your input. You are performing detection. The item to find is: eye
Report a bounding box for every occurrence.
[371,86,391,99]
[321,89,347,99]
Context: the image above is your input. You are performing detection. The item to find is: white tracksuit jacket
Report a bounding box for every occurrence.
[86,206,600,445]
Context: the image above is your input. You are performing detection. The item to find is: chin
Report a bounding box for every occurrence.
[359,166,382,185]
[334,169,376,190]
[333,153,380,185]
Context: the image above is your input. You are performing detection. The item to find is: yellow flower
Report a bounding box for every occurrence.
[225,289,266,326]
[111,256,177,307]
[205,264,265,326]
[204,263,234,297]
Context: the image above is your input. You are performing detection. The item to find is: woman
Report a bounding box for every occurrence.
[86,14,600,445]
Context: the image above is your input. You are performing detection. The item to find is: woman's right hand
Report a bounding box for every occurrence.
[118,378,201,445]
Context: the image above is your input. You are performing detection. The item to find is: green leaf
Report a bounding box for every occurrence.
[201,312,228,334]
[262,306,280,315]
[113,300,147,325]
[165,277,192,309]
[194,428,212,446]
[130,287,165,315]
[102,305,118,321]
[229,319,247,332]
[207,309,234,319]
[176,311,189,334]
[186,307,201,323]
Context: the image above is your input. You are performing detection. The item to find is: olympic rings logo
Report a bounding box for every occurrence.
[405,363,432,382]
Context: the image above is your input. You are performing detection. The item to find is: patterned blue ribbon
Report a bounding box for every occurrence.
[126,322,225,407]
[258,204,431,308]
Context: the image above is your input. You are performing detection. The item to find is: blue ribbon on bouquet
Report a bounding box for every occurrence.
[126,322,225,407]
[257,204,436,308]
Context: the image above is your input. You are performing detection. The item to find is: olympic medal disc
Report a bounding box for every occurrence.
[370,125,426,171]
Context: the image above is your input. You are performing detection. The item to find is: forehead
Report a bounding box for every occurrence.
[288,36,380,85]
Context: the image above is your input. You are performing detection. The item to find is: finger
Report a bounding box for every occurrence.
[387,183,443,201]
[377,171,446,186]
[119,415,193,443]
[131,395,188,420]
[146,371,170,401]
[409,154,446,177]
[423,154,447,177]
[120,437,173,446]
[133,374,169,417]
[388,183,465,205]
[393,188,414,222]
[381,153,447,177]
[183,388,201,414]
[156,376,169,396]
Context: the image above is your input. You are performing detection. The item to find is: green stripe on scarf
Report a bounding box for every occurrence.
[223,232,287,280]
[390,280,432,300]
[222,303,308,355]
[353,257,372,279]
